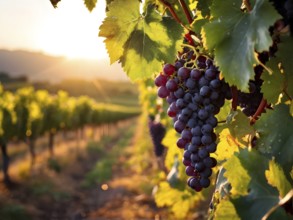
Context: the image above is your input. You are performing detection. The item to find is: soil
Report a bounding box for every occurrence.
[0,118,170,220]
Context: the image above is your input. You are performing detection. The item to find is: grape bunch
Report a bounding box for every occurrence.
[237,72,264,116]
[148,116,166,157]
[155,48,231,191]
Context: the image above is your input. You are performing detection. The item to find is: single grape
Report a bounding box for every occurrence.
[163,63,175,76]
[190,68,202,80]
[158,86,169,98]
[177,138,187,149]
[155,74,168,87]
[200,177,210,188]
[174,120,185,133]
[200,86,211,97]
[166,79,178,92]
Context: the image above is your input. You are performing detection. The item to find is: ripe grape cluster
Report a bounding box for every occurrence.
[237,72,264,116]
[148,117,166,157]
[155,50,231,191]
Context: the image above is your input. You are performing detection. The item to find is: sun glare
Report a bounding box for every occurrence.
[36,0,108,59]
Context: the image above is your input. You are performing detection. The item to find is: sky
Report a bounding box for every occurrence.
[0,0,108,59]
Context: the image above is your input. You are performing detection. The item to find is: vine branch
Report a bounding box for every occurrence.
[158,0,188,29]
[250,98,267,125]
[178,0,193,25]
[262,189,293,220]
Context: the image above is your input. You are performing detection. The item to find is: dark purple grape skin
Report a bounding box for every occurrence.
[174,120,185,133]
[195,162,205,172]
[198,109,209,120]
[191,153,200,163]
[166,79,178,92]
[158,86,169,98]
[185,166,196,176]
[200,177,210,188]
[190,69,202,80]
[205,68,217,80]
[181,129,192,141]
[177,67,190,80]
[201,135,213,145]
[198,148,209,159]
[203,157,217,168]
[206,143,217,153]
[191,136,202,146]
[177,138,187,149]
[200,86,211,97]
[191,126,202,136]
[200,168,212,178]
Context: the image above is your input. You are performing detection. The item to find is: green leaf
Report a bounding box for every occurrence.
[223,152,251,196]
[84,0,97,12]
[196,0,212,17]
[224,149,286,220]
[214,200,240,220]
[265,159,292,198]
[99,0,140,64]
[254,104,293,179]
[273,36,293,98]
[202,0,281,91]
[262,59,285,104]
[221,110,255,145]
[99,1,183,80]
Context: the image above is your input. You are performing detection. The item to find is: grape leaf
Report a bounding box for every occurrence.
[214,200,240,220]
[215,128,240,162]
[273,36,293,98]
[223,152,251,196]
[224,149,287,220]
[196,0,212,17]
[262,59,285,104]
[84,0,97,12]
[220,110,255,145]
[154,182,201,219]
[254,104,293,180]
[99,1,183,80]
[265,159,292,198]
[99,0,140,64]
[202,0,281,91]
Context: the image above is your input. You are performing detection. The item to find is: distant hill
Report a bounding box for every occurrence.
[0,49,129,82]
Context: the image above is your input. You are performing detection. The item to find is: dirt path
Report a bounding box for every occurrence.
[0,117,169,220]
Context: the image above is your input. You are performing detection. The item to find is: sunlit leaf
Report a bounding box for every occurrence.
[265,159,292,198]
[84,0,97,12]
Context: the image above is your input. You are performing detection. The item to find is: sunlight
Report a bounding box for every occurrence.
[36,0,108,59]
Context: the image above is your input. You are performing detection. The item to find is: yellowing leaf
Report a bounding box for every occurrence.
[214,200,240,220]
[223,153,250,196]
[265,160,292,198]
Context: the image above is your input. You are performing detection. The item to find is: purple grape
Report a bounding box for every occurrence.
[158,86,169,98]
[163,63,175,76]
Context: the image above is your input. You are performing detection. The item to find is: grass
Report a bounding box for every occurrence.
[82,120,136,188]
[0,204,31,220]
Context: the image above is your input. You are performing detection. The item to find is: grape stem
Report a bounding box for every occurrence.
[231,86,238,111]
[243,0,252,12]
[262,189,293,220]
[178,0,193,24]
[158,0,190,30]
[250,98,267,125]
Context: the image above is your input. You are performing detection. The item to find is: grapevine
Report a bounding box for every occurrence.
[46,0,293,219]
